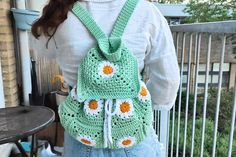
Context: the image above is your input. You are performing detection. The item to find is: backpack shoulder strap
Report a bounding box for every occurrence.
[72,2,107,41]
[110,0,139,38]
[72,0,139,40]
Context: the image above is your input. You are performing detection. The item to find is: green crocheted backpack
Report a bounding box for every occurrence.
[58,0,153,149]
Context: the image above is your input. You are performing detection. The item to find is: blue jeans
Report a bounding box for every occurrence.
[63,128,165,157]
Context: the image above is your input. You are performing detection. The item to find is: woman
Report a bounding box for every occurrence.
[32,0,180,156]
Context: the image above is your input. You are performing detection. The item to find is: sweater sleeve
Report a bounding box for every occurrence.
[30,33,57,59]
[145,4,180,111]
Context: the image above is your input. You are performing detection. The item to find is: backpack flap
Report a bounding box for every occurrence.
[77,41,140,100]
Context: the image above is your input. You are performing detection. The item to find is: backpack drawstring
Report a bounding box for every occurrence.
[104,99,116,147]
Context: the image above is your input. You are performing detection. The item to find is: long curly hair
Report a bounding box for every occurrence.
[31,0,78,45]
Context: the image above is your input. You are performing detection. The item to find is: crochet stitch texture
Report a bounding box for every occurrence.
[74,0,141,100]
[59,0,154,149]
[59,93,153,149]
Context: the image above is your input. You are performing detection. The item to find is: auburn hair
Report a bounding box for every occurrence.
[31,0,78,44]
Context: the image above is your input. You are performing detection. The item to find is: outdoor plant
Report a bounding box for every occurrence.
[171,88,235,156]
[175,88,234,132]
[184,0,236,23]
[169,118,236,157]
[174,90,204,119]
[206,88,234,132]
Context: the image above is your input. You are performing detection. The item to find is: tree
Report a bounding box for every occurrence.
[153,0,184,3]
[184,0,236,23]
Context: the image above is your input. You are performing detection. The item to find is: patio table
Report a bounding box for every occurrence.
[0,106,55,157]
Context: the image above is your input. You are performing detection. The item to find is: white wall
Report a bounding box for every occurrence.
[154,3,189,17]
[28,0,48,12]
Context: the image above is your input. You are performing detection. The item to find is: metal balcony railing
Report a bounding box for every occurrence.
[155,20,236,157]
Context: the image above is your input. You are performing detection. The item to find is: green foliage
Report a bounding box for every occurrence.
[169,118,236,156]
[156,0,184,3]
[206,88,234,132]
[171,88,236,156]
[184,0,236,23]
[174,91,204,119]
[175,88,234,132]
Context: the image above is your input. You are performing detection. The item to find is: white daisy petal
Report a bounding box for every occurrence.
[138,82,150,102]
[77,135,96,146]
[117,136,136,148]
[69,86,85,102]
[98,61,118,78]
[115,99,134,119]
[70,86,78,100]
[84,99,103,115]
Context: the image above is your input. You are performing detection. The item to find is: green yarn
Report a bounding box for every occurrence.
[59,94,153,149]
[72,0,141,100]
[77,45,140,100]
[58,0,154,149]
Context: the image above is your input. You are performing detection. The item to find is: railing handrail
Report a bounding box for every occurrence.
[170,20,236,33]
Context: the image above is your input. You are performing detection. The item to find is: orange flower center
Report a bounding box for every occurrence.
[122,139,132,145]
[103,65,113,75]
[81,138,92,145]
[120,102,131,113]
[88,100,98,110]
[140,86,148,96]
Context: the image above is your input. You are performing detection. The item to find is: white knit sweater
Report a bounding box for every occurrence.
[31,0,180,110]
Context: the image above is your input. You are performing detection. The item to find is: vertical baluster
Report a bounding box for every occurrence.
[170,32,179,157]
[160,110,170,157]
[167,110,170,157]
[170,99,175,157]
[157,110,160,137]
[183,33,193,157]
[189,33,201,157]
[176,32,186,157]
[227,74,236,157]
[191,34,198,93]
[212,34,226,157]
[154,110,157,132]
[199,34,212,157]
[176,32,180,57]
